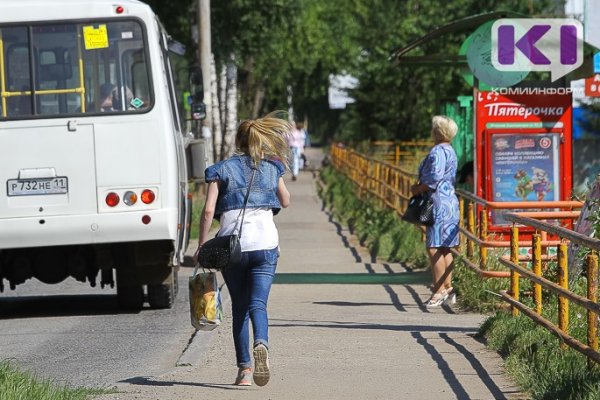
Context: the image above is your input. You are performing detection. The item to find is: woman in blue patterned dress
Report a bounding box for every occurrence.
[410,116,460,307]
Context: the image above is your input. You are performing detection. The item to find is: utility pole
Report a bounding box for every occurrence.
[198,0,213,163]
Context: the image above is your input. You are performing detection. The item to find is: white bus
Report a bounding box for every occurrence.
[0,0,206,309]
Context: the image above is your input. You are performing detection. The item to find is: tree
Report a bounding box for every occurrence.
[336,0,564,143]
[143,0,196,60]
[577,101,600,137]
[144,0,565,150]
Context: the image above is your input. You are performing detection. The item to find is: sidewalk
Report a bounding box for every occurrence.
[99,148,524,400]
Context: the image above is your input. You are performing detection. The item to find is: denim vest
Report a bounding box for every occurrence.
[205,155,285,218]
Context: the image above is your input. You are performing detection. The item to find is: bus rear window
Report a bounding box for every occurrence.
[0,20,153,119]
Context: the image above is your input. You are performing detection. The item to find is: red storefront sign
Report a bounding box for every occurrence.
[475,90,573,231]
[585,74,600,97]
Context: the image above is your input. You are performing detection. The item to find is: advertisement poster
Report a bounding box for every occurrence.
[490,133,560,224]
[475,91,572,199]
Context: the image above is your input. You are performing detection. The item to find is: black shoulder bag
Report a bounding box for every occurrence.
[197,168,257,270]
[402,188,434,226]
[402,147,451,227]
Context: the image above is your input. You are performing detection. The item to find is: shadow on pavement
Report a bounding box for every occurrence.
[270,318,478,333]
[0,294,141,319]
[412,331,472,399]
[120,376,246,391]
[440,332,506,399]
[413,331,510,400]
[382,283,407,312]
[273,272,430,285]
[324,210,371,263]
[313,300,393,307]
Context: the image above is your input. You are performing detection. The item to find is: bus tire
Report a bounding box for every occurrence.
[147,269,177,309]
[116,284,144,310]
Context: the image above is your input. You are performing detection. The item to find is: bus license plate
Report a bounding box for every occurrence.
[7,177,68,196]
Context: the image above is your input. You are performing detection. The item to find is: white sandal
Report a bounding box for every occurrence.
[426,289,449,307]
[445,287,457,305]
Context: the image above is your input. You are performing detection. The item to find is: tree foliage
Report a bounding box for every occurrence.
[144,0,565,143]
[578,102,600,137]
[337,0,564,142]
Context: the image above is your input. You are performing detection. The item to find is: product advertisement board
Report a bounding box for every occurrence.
[489,132,560,224]
[490,133,560,202]
[475,90,572,229]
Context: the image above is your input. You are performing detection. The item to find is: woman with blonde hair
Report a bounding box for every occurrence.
[410,115,460,307]
[196,113,291,386]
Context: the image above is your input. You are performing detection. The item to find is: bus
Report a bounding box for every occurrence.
[0,0,206,309]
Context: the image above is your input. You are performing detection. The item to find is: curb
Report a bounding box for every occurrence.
[176,278,231,367]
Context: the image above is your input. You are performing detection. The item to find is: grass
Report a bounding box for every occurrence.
[320,164,600,400]
[480,310,600,400]
[190,185,204,240]
[451,250,513,312]
[0,360,111,400]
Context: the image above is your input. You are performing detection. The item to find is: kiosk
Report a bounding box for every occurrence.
[475,89,573,237]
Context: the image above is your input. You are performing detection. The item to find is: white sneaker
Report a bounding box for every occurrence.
[253,344,270,387]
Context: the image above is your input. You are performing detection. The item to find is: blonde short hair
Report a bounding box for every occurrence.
[431,115,458,142]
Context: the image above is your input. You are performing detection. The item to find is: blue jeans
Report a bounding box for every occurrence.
[222,248,279,368]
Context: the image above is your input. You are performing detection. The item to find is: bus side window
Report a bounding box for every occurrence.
[123,49,150,110]
[5,41,32,117]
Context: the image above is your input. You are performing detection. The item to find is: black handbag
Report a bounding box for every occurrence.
[197,234,242,270]
[402,191,434,226]
[197,168,256,270]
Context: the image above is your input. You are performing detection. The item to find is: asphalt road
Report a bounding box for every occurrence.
[0,267,196,389]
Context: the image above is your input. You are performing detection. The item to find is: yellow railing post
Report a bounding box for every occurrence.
[558,241,569,350]
[459,197,465,251]
[0,29,7,117]
[77,29,86,112]
[511,225,520,316]
[394,171,400,213]
[384,164,389,205]
[384,165,390,205]
[365,158,370,193]
[587,251,598,369]
[375,162,381,204]
[401,176,408,211]
[467,202,475,259]
[532,232,542,315]
[480,209,488,270]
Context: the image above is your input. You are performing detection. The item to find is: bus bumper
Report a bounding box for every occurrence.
[0,209,178,249]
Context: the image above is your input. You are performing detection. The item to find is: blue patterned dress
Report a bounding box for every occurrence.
[418,144,459,248]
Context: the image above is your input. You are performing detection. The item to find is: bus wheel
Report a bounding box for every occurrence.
[116,284,144,310]
[147,268,177,309]
[116,268,144,310]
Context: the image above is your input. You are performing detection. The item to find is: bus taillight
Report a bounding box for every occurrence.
[123,191,138,206]
[141,189,155,204]
[106,192,120,207]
